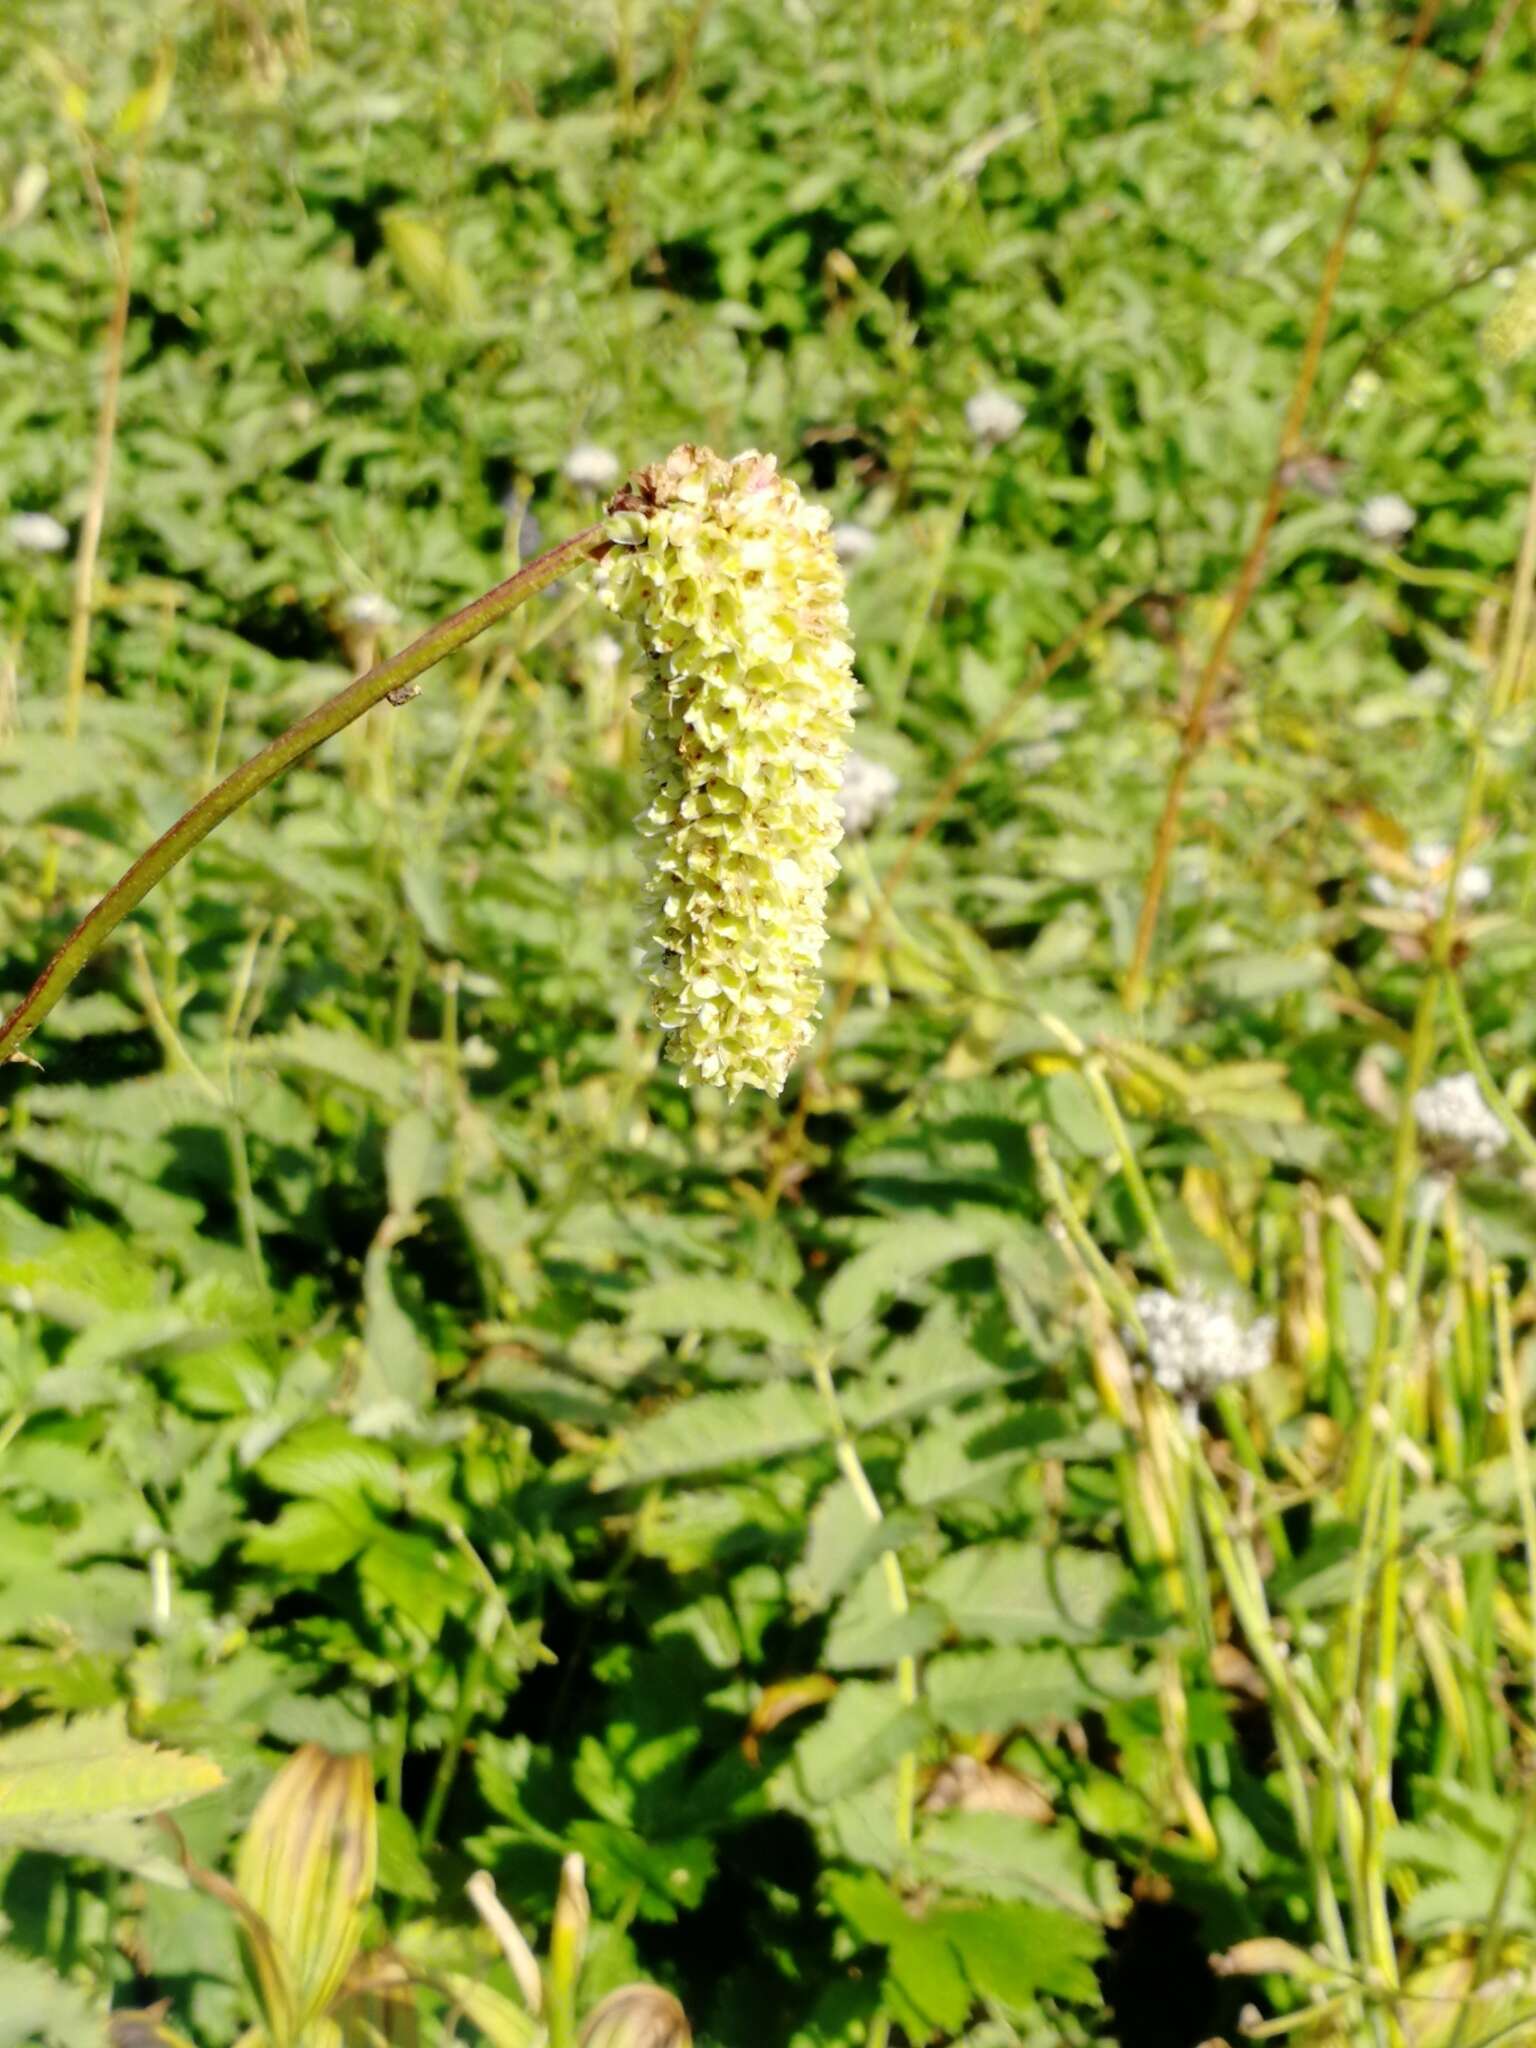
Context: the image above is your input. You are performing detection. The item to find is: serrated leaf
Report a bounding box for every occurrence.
[926,1644,1153,1733]
[595,1381,825,1488]
[0,1710,223,1838]
[824,1568,944,1671]
[820,1212,1020,1335]
[624,1278,813,1346]
[924,1542,1154,1646]
[239,1026,411,1107]
[787,1681,929,1806]
[916,1809,1123,1922]
[791,1480,925,1613]
[0,1945,106,2048]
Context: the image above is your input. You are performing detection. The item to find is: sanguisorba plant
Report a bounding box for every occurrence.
[0,446,854,1092]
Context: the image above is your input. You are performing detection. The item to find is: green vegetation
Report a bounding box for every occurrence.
[3,2,1536,2044]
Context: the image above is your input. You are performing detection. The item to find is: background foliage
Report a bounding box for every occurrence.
[3,1,1536,2044]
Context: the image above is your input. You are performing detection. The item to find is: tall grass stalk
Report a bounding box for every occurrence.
[1348,450,1536,1513]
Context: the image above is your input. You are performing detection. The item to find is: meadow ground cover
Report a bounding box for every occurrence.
[3,2,1536,2044]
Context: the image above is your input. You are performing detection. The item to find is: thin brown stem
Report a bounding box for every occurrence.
[1123,0,1443,1009]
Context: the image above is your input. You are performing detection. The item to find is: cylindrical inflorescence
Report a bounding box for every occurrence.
[598,445,858,1097]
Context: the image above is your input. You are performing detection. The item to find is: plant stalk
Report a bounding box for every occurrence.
[1123,0,1442,1008]
[0,526,606,1067]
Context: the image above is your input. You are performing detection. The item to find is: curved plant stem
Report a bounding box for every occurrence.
[0,525,606,1067]
[1122,0,1443,1010]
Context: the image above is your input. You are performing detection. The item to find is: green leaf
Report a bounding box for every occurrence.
[819,1212,1022,1335]
[0,1710,222,1835]
[243,1497,377,1574]
[595,1381,825,1488]
[916,1809,1124,1922]
[241,1026,412,1107]
[787,1681,929,1805]
[944,1898,1104,2007]
[829,1872,971,2038]
[825,1569,945,1671]
[356,1241,434,1419]
[924,1542,1154,1646]
[0,1711,221,1882]
[841,1310,1011,1431]
[926,1644,1153,1733]
[0,1946,106,2048]
[791,1480,925,1613]
[624,1278,814,1346]
[254,1421,402,1508]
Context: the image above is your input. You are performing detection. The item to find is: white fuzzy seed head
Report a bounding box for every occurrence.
[1358,493,1416,544]
[7,511,68,554]
[565,443,622,491]
[340,591,399,629]
[1135,1288,1276,1404]
[965,389,1025,446]
[597,445,858,1097]
[831,521,878,567]
[838,750,899,838]
[1368,838,1492,918]
[1411,1071,1507,1167]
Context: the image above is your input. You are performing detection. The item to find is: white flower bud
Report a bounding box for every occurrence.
[837,750,899,838]
[1358,493,1416,545]
[7,511,69,554]
[831,521,878,566]
[1134,1288,1275,1403]
[1411,1071,1508,1167]
[340,591,399,629]
[564,443,622,491]
[964,389,1025,445]
[1368,839,1493,917]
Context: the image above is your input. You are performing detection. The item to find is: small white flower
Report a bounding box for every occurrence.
[964,388,1025,446]
[460,1034,497,1070]
[563,443,622,492]
[1369,839,1492,918]
[1412,839,1492,911]
[1134,1288,1276,1405]
[1358,493,1416,545]
[1344,369,1381,412]
[1412,1071,1508,1167]
[7,511,69,554]
[340,591,400,629]
[590,632,624,670]
[837,750,899,837]
[831,522,878,567]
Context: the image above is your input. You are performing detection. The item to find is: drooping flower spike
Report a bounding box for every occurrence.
[598,446,858,1097]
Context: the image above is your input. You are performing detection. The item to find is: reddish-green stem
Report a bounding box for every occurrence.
[1122,0,1442,1009]
[0,526,606,1066]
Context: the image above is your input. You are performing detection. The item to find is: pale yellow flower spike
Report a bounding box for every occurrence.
[1486,260,1536,368]
[598,445,858,1097]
